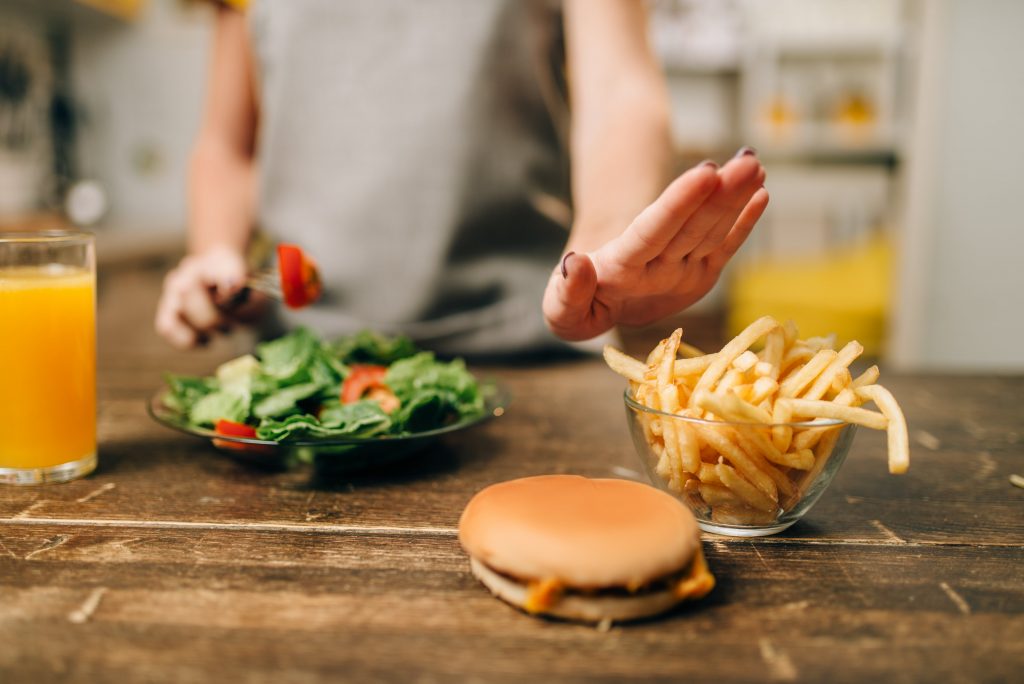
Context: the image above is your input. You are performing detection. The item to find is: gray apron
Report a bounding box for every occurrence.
[249,0,573,355]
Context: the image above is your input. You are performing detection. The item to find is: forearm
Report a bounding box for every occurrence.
[563,0,673,254]
[187,136,255,256]
[545,2,767,341]
[187,4,258,257]
[567,84,673,253]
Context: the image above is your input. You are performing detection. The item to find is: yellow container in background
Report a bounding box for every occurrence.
[727,235,893,355]
[75,0,144,21]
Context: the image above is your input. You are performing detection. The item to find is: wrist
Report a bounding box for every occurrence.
[566,218,627,255]
[189,241,247,260]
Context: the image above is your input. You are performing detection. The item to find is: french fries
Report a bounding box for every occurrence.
[854,384,909,474]
[608,319,910,527]
[777,398,888,430]
[602,345,645,383]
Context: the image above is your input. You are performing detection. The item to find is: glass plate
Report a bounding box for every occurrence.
[147,381,509,471]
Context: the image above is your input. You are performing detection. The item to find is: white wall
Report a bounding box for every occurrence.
[892,0,1024,370]
[71,0,211,229]
[0,6,53,216]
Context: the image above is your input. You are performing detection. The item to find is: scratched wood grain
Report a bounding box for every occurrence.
[2,265,1022,682]
[1,523,1022,683]
[3,363,1021,546]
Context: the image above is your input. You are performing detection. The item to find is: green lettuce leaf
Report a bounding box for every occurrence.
[188,389,250,427]
[382,352,485,434]
[391,389,452,433]
[252,382,323,419]
[256,401,391,441]
[331,329,418,365]
[385,352,483,415]
[163,374,218,414]
[307,348,347,401]
[215,354,261,394]
[255,327,320,384]
[167,329,486,442]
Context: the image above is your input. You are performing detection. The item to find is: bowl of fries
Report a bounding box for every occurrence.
[605,316,909,537]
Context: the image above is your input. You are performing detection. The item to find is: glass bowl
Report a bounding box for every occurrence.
[624,388,857,536]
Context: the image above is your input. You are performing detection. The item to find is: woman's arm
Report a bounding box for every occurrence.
[155,5,261,349]
[562,0,673,253]
[543,0,768,342]
[188,3,259,257]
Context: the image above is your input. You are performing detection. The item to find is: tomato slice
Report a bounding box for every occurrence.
[215,419,258,438]
[213,419,275,454]
[365,386,400,414]
[277,244,323,309]
[341,365,389,404]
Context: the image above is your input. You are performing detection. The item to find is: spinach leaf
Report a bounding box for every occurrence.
[255,327,320,384]
[215,354,261,394]
[391,389,452,433]
[252,382,322,419]
[169,329,487,442]
[331,329,418,365]
[256,401,391,441]
[188,389,250,427]
[163,374,218,414]
[385,352,483,418]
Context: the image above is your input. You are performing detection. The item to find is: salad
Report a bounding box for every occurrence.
[162,329,488,443]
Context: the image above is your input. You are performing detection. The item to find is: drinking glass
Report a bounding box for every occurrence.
[0,231,97,484]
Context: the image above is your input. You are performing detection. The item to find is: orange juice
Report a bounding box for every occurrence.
[0,266,96,470]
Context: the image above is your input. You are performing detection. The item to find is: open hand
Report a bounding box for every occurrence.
[543,151,768,341]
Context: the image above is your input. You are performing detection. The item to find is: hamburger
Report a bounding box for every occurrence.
[458,474,715,623]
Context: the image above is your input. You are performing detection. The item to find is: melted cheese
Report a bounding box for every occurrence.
[524,577,564,613]
[521,545,715,615]
[674,546,715,600]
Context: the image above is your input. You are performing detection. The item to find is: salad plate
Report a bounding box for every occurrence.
[147,383,508,470]
[147,328,508,470]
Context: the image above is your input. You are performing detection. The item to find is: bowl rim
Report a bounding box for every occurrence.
[623,388,847,429]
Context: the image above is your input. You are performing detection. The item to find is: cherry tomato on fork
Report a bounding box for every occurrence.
[277,244,322,309]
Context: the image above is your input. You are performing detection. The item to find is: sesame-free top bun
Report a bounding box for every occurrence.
[458,474,702,592]
[459,475,699,588]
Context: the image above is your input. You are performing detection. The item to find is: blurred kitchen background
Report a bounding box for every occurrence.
[0,0,1021,370]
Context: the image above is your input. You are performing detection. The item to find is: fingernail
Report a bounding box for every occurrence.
[734,146,757,158]
[700,160,719,169]
[561,251,575,279]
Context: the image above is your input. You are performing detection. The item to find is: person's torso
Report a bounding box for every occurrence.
[249,0,572,355]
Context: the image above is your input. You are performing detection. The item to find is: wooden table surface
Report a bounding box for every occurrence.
[2,268,1022,683]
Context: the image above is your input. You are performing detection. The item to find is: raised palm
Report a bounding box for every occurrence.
[543,153,768,341]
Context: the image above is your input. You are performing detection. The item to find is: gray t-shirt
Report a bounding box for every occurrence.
[249,0,573,355]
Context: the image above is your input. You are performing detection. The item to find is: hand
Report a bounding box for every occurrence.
[543,152,769,341]
[155,246,265,349]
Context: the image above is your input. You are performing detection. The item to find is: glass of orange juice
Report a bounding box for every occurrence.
[0,231,96,484]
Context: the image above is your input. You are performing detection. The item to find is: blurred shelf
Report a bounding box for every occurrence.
[1,0,141,25]
[75,0,144,22]
[672,143,898,168]
[753,33,903,57]
[757,148,899,166]
[664,62,740,77]
[750,124,900,164]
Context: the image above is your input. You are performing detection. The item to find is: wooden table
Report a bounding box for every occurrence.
[2,268,1022,682]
